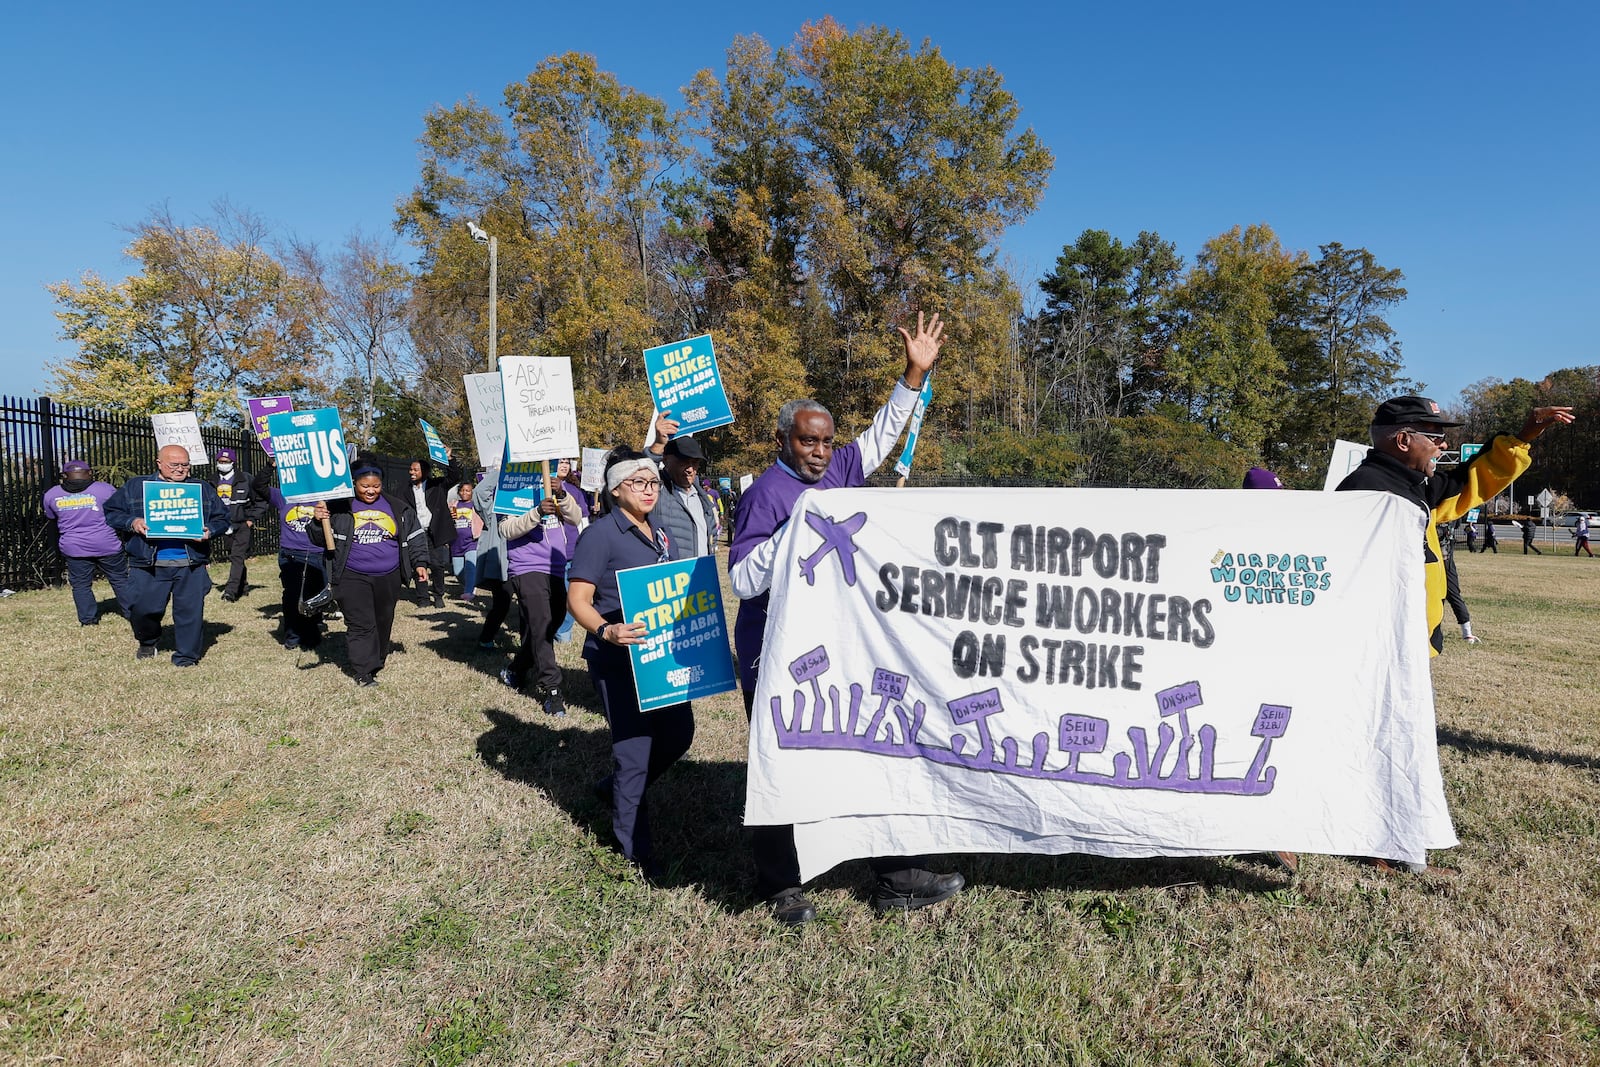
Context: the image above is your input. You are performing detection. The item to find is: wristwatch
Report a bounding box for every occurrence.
[597,623,611,642]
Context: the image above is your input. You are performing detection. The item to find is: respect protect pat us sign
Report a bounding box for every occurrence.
[267,408,354,504]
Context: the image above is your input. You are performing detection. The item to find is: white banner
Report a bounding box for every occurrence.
[500,357,578,463]
[151,411,209,466]
[746,487,1454,880]
[464,372,507,467]
[1323,439,1368,491]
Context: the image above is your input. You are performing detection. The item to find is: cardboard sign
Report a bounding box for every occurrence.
[266,408,353,505]
[142,481,206,539]
[643,334,734,436]
[1322,439,1368,491]
[419,418,450,466]
[580,447,608,493]
[617,555,738,711]
[464,372,507,466]
[500,357,578,463]
[247,396,294,456]
[151,411,209,466]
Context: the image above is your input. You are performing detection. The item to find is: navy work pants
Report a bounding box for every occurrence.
[65,552,132,625]
[129,562,212,665]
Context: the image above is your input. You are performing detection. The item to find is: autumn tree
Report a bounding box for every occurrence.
[397,53,684,449]
[47,203,319,423]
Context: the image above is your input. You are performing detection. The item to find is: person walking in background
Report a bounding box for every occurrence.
[1481,519,1498,553]
[408,450,461,609]
[259,460,328,652]
[449,482,482,603]
[1575,514,1594,557]
[105,445,230,666]
[1521,519,1541,555]
[1466,523,1479,553]
[1438,522,1479,644]
[471,468,514,651]
[43,458,132,626]
[211,446,265,602]
[497,471,583,716]
[312,463,429,687]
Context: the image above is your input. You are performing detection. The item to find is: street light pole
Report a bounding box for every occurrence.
[486,234,497,373]
[467,220,497,372]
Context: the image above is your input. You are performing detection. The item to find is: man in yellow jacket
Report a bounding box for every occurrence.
[1336,395,1574,656]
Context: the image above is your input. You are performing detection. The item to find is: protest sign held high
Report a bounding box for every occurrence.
[419,418,450,466]
[746,486,1455,881]
[464,372,506,466]
[152,412,209,466]
[267,408,353,504]
[247,396,294,456]
[500,357,578,463]
[618,556,738,711]
[644,334,734,436]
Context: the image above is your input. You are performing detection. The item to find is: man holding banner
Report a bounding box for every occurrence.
[105,445,230,666]
[729,311,964,925]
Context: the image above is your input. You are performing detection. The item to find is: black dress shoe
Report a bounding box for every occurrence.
[769,888,817,926]
[870,869,965,913]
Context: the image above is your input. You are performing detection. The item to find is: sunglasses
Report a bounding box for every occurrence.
[1404,428,1447,445]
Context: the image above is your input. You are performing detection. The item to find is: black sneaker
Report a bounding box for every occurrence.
[136,643,156,660]
[870,869,965,913]
[543,691,567,718]
[284,635,302,650]
[220,592,238,603]
[355,673,378,688]
[497,668,521,691]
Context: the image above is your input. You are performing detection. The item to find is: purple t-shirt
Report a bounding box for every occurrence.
[504,499,580,577]
[345,497,401,576]
[44,482,122,557]
[270,487,319,554]
[449,497,478,556]
[728,442,864,690]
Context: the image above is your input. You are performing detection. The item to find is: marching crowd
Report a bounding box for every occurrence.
[42,311,1579,923]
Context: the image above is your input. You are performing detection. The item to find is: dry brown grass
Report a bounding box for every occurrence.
[2,549,1598,1065]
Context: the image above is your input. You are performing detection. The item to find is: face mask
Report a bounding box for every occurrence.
[63,477,92,492]
[217,462,234,475]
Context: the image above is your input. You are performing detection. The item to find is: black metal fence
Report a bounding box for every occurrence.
[0,396,276,590]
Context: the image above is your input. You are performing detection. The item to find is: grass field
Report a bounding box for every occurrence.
[2,549,1598,1065]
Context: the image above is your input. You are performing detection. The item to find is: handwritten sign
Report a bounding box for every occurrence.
[463,372,506,466]
[617,556,737,711]
[580,447,608,494]
[142,481,205,539]
[266,408,353,505]
[419,418,449,466]
[500,357,578,463]
[643,334,734,436]
[151,411,208,466]
[247,396,294,456]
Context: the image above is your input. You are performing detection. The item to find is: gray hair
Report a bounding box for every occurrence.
[777,399,831,436]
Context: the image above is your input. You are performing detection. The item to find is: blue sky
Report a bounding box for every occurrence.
[3,1,1595,410]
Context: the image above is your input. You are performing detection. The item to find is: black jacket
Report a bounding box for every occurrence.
[408,461,462,546]
[211,465,269,527]
[312,492,429,584]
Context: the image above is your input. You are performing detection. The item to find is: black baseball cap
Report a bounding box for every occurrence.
[1371,395,1463,428]
[663,436,708,462]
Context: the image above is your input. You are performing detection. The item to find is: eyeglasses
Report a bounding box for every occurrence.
[621,478,661,493]
[1404,428,1448,445]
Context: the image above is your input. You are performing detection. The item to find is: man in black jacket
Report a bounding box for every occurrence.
[105,444,231,666]
[211,446,267,602]
[647,435,718,560]
[407,449,461,608]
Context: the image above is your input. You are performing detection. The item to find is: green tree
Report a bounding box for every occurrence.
[1271,242,1410,479]
[397,53,684,451]
[46,203,319,424]
[1161,224,1305,458]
